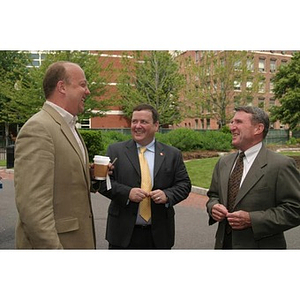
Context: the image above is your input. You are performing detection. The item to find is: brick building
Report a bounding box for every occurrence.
[1,50,295,145]
[172,50,294,130]
[84,50,295,130]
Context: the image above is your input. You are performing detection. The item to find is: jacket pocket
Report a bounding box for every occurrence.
[55,217,79,233]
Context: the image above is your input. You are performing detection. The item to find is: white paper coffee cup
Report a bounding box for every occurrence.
[93,155,110,180]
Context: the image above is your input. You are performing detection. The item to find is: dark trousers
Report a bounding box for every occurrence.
[223,232,233,249]
[109,225,168,250]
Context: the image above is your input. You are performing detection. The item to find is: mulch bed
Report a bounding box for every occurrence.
[182,150,221,160]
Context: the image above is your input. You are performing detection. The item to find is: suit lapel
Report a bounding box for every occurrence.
[75,127,90,180]
[43,103,88,177]
[154,142,165,179]
[124,140,140,176]
[234,146,267,207]
[124,140,166,180]
[221,153,237,207]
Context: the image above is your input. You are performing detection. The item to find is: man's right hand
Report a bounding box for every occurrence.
[129,188,149,203]
[211,204,228,222]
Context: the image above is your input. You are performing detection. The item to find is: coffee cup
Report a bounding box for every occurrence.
[93,155,110,180]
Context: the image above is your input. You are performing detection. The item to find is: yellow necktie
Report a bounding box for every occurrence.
[139,147,152,221]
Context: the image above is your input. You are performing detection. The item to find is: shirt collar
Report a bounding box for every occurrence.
[46,100,78,127]
[244,142,262,162]
[136,139,155,153]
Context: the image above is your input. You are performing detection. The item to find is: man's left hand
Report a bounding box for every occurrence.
[150,190,168,204]
[227,210,252,230]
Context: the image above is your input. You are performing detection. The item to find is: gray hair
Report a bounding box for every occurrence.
[235,106,270,138]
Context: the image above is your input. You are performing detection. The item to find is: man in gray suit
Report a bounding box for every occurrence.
[99,104,191,249]
[206,106,300,249]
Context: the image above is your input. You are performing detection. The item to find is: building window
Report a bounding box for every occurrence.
[234,80,241,91]
[79,119,91,129]
[258,80,265,93]
[269,80,274,93]
[201,119,204,129]
[28,51,46,68]
[246,80,253,90]
[207,118,210,129]
[281,59,288,66]
[234,96,241,107]
[247,58,254,71]
[269,98,275,106]
[195,51,200,62]
[234,60,241,71]
[270,59,276,73]
[259,58,266,72]
[258,97,265,109]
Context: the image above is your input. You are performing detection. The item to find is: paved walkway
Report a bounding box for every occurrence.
[0,167,209,208]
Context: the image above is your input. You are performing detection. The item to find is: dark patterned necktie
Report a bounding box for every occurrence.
[227,151,245,213]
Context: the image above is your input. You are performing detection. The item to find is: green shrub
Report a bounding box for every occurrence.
[80,128,232,158]
[286,137,298,145]
[101,130,131,155]
[79,130,103,162]
[200,130,232,151]
[157,128,202,151]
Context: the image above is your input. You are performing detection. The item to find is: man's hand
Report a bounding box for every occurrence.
[129,188,149,203]
[211,204,228,222]
[150,189,168,204]
[227,210,252,230]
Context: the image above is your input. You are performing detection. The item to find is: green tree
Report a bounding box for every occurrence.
[270,52,300,131]
[7,51,113,126]
[180,51,262,128]
[118,51,186,127]
[0,51,31,145]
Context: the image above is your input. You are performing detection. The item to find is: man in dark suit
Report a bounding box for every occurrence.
[206,106,300,249]
[99,104,191,249]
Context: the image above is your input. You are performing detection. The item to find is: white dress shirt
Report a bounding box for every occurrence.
[241,142,262,185]
[46,101,86,165]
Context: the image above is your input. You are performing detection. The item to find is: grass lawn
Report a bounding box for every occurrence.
[0,160,6,167]
[185,151,300,189]
[185,157,219,189]
[279,151,300,156]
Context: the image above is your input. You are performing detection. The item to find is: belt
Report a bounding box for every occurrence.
[135,224,152,230]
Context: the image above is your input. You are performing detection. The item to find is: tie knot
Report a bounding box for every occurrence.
[239,151,245,158]
[140,147,147,154]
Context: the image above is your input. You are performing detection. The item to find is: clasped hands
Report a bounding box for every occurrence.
[129,188,167,204]
[212,204,251,230]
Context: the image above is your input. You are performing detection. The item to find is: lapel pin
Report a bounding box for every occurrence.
[160,152,164,156]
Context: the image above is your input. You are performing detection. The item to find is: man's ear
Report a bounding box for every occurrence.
[57,80,66,94]
[254,123,264,136]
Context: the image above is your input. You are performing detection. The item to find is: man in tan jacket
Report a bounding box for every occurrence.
[14,61,96,249]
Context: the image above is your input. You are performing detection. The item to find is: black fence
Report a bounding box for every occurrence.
[0,147,6,161]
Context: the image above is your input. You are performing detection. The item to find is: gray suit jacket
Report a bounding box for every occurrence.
[14,103,96,249]
[206,144,300,249]
[100,139,191,248]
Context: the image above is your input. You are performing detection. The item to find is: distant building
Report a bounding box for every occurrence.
[173,50,294,130]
